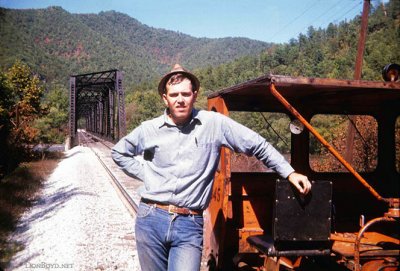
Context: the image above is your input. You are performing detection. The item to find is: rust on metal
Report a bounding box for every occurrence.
[353,217,397,271]
[354,0,370,80]
[207,74,400,114]
[269,83,384,202]
[204,96,232,270]
[206,72,400,270]
[346,0,371,168]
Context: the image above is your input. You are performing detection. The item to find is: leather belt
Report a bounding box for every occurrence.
[141,198,203,216]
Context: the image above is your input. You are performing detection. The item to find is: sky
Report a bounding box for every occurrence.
[0,0,388,43]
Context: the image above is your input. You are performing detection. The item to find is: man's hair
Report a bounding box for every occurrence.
[165,73,194,93]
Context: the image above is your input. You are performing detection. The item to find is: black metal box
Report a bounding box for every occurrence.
[273,179,332,242]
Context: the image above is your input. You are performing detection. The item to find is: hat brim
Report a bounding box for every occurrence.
[158,70,200,96]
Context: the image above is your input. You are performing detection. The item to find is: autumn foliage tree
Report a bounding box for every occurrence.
[0,61,47,178]
[309,115,379,172]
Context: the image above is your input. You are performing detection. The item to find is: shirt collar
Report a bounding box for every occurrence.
[159,108,202,128]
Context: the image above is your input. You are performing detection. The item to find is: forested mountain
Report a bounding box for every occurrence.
[0,6,270,87]
[127,0,399,156]
[0,0,399,176]
[195,0,399,93]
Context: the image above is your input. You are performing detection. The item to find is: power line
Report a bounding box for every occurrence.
[311,0,349,27]
[322,1,362,26]
[268,0,364,42]
[295,0,362,36]
[267,0,321,41]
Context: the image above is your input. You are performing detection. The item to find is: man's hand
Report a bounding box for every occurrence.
[288,172,312,195]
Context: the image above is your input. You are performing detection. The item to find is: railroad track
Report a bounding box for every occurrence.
[77,129,139,216]
[77,130,217,270]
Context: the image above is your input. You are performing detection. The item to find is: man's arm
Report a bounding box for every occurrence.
[111,126,145,181]
[218,113,312,195]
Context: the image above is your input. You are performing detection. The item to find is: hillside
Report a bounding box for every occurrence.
[0,0,398,179]
[0,6,271,87]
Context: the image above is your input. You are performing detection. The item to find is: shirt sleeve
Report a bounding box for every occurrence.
[219,114,295,178]
[111,125,145,181]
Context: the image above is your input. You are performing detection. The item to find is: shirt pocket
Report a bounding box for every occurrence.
[186,141,220,170]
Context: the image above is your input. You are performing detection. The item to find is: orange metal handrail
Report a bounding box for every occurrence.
[269,83,385,202]
[353,216,396,271]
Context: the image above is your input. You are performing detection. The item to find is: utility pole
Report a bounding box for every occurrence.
[345,0,370,164]
[354,0,370,80]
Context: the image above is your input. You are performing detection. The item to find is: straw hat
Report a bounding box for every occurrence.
[158,64,200,96]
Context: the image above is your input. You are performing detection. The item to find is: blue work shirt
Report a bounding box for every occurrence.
[111,108,294,210]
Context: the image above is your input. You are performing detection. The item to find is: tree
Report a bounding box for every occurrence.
[34,85,69,143]
[5,61,46,144]
[125,89,164,131]
[0,73,13,133]
[0,61,47,178]
[0,73,14,178]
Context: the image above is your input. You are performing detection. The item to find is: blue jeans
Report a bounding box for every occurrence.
[135,202,204,271]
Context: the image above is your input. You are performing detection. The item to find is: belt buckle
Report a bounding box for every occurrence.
[168,205,177,215]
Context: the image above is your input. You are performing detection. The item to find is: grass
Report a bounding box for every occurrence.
[0,153,62,270]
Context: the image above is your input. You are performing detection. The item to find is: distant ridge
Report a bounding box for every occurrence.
[0,6,272,86]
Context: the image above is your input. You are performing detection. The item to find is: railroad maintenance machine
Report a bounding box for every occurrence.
[203,1,398,269]
[203,71,399,271]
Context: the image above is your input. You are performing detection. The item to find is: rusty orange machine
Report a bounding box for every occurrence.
[203,74,400,270]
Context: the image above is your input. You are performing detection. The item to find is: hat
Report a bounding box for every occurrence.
[158,64,200,96]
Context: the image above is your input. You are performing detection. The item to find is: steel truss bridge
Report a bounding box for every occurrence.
[69,70,126,145]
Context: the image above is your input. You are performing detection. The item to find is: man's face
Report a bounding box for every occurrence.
[163,78,197,126]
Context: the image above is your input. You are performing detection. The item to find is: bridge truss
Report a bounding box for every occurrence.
[69,70,126,144]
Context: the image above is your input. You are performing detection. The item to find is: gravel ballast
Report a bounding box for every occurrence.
[7,146,140,271]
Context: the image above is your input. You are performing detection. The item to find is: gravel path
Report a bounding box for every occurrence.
[7,146,140,271]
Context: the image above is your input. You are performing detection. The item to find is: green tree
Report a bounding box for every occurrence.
[34,85,69,143]
[5,61,46,144]
[0,61,47,178]
[125,90,164,131]
[0,73,13,132]
[0,73,14,177]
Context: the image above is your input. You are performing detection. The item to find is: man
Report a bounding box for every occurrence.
[111,64,311,271]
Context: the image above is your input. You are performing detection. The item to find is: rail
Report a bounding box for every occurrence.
[77,130,138,215]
